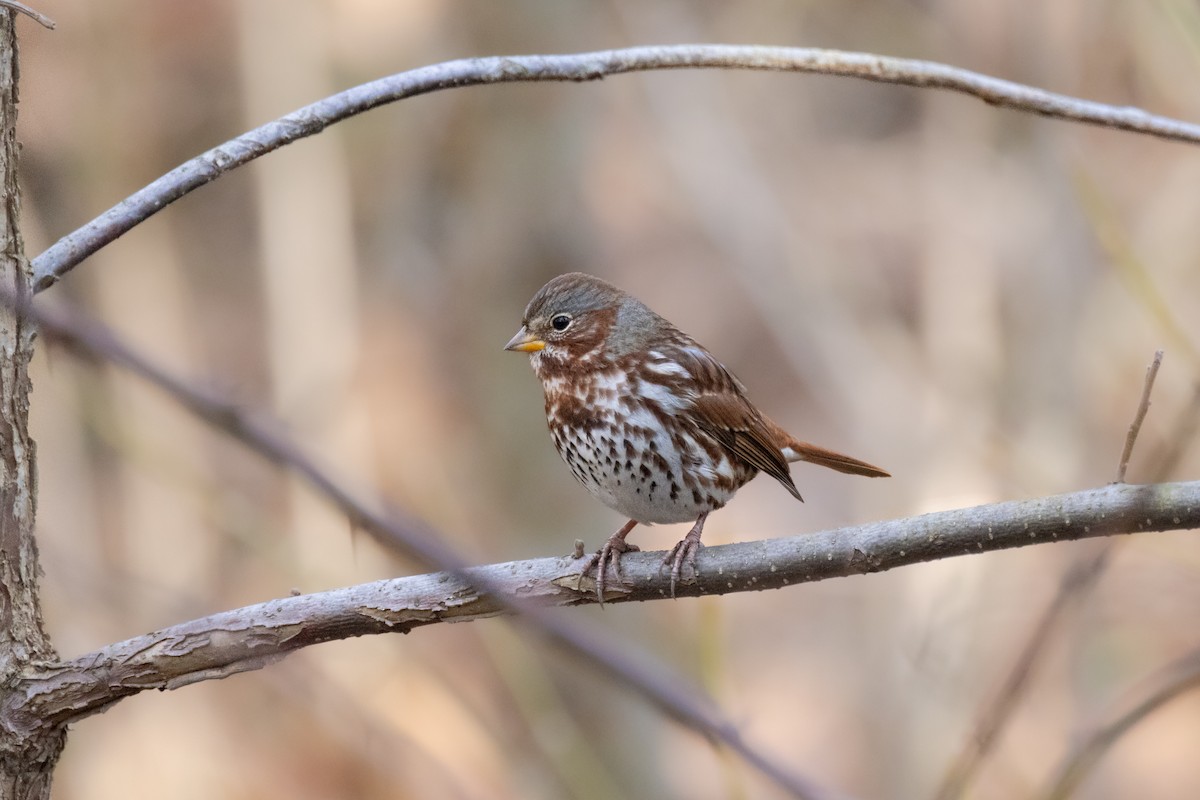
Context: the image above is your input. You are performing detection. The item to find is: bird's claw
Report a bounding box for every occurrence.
[581,535,640,604]
[661,529,704,598]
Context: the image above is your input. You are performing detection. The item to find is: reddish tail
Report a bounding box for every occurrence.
[780,438,890,478]
[759,415,890,478]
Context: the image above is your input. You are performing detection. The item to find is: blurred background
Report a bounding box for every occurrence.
[17,1,1200,798]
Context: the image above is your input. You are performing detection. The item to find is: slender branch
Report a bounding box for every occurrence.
[0,2,53,30]
[30,296,452,567]
[6,481,1198,732]
[29,44,1200,292]
[1042,645,1200,799]
[1116,350,1164,482]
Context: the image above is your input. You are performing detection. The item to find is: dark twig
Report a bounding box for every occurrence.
[1042,645,1200,800]
[933,350,1169,800]
[0,1,53,30]
[30,44,1200,292]
[1116,350,1165,483]
[23,295,835,800]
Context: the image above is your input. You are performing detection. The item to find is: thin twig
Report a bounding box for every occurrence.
[0,0,53,30]
[933,350,1169,800]
[23,294,836,800]
[29,44,1200,292]
[1117,350,1165,482]
[1042,645,1200,799]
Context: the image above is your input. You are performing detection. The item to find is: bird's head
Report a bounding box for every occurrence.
[505,273,667,374]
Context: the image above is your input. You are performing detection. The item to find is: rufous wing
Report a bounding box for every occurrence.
[688,393,805,501]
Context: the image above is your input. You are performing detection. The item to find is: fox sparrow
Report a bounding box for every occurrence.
[506,273,889,601]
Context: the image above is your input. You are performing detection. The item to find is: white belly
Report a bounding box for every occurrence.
[549,418,739,525]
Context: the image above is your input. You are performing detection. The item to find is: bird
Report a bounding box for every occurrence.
[505,272,889,601]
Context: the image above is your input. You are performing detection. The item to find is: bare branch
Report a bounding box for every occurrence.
[29,44,1200,292]
[0,2,53,30]
[0,9,63,790]
[31,295,454,566]
[1116,350,1165,482]
[6,481,1198,730]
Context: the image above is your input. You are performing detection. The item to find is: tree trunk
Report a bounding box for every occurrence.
[0,10,62,798]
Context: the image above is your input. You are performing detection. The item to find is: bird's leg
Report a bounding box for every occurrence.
[580,519,640,604]
[661,512,708,598]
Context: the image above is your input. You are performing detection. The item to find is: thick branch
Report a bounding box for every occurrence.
[30,44,1200,292]
[0,7,62,794]
[0,2,47,675]
[7,481,1197,732]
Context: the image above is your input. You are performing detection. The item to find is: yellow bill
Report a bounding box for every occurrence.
[504,326,546,352]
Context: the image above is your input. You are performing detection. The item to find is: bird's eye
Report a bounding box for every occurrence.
[551,315,571,331]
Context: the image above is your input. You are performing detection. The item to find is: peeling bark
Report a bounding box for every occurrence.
[0,480,1193,740]
[0,11,62,798]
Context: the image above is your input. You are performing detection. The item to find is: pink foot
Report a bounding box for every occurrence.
[660,512,708,598]
[581,519,639,604]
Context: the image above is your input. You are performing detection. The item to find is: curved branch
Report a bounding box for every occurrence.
[7,481,1198,733]
[30,44,1200,292]
[0,2,54,30]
